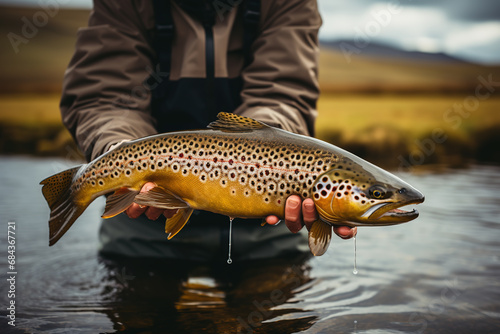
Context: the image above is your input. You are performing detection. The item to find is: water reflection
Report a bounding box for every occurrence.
[98,255,315,333]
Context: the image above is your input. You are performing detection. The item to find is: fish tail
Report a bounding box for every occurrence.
[40,165,89,246]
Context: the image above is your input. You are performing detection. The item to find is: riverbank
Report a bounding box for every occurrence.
[1,93,499,169]
[316,93,500,169]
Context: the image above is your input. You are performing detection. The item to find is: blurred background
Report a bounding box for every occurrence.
[0,0,499,168]
[1,1,500,333]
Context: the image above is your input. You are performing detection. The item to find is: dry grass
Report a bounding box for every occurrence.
[0,94,63,125]
[316,94,500,167]
[316,94,500,139]
[1,93,499,167]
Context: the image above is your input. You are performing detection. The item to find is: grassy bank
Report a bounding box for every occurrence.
[1,93,499,168]
[316,94,500,168]
[0,94,77,156]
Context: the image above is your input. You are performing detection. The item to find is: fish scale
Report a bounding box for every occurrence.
[80,132,335,218]
[40,112,424,256]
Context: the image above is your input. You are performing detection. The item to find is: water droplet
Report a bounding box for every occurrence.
[353,236,358,275]
[227,217,234,265]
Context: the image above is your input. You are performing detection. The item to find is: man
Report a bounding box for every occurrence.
[61,0,356,261]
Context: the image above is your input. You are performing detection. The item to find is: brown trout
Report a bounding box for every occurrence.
[40,113,424,255]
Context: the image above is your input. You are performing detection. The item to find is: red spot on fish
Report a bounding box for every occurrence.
[241,156,246,162]
[229,159,234,165]
[179,153,184,158]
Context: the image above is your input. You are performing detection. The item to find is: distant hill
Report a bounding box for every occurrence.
[320,39,468,64]
[1,6,499,94]
[319,40,500,93]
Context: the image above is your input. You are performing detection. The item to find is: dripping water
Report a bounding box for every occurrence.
[353,235,358,275]
[227,217,234,264]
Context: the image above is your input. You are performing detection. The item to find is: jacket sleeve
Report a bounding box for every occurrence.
[60,0,157,161]
[234,0,322,136]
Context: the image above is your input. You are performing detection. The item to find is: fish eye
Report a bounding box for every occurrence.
[369,186,386,199]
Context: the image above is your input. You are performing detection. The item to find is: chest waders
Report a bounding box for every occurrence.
[150,0,260,132]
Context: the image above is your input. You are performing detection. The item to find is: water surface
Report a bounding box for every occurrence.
[1,156,499,333]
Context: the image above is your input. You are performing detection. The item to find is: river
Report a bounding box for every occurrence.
[0,156,499,333]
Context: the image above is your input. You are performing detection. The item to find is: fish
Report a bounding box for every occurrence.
[40,112,424,256]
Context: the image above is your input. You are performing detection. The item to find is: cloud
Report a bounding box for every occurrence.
[444,21,500,64]
[317,0,500,64]
[404,0,500,22]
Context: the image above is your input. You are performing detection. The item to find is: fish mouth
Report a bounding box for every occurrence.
[361,198,424,224]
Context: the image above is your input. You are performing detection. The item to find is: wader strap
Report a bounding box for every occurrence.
[152,0,174,76]
[151,0,260,75]
[202,8,217,116]
[243,0,260,66]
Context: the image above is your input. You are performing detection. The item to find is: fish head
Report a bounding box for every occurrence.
[311,160,424,227]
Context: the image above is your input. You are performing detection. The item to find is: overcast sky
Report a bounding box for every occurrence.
[3,0,500,64]
[318,0,500,64]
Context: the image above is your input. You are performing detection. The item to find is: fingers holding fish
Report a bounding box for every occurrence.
[285,195,304,233]
[126,182,154,218]
[334,226,357,239]
[163,209,178,219]
[40,113,424,252]
[125,182,177,220]
[264,215,281,225]
[302,198,318,231]
[265,197,317,229]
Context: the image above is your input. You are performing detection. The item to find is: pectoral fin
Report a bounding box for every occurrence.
[102,188,140,219]
[308,220,333,256]
[134,186,189,209]
[165,208,194,239]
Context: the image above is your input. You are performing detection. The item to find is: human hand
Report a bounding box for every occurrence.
[126,182,178,220]
[265,195,357,239]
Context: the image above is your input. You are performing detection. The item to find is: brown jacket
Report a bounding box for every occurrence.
[61,0,321,161]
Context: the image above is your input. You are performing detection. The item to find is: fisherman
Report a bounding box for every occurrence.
[60,0,356,261]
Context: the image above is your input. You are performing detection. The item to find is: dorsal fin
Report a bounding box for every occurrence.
[207,112,269,132]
